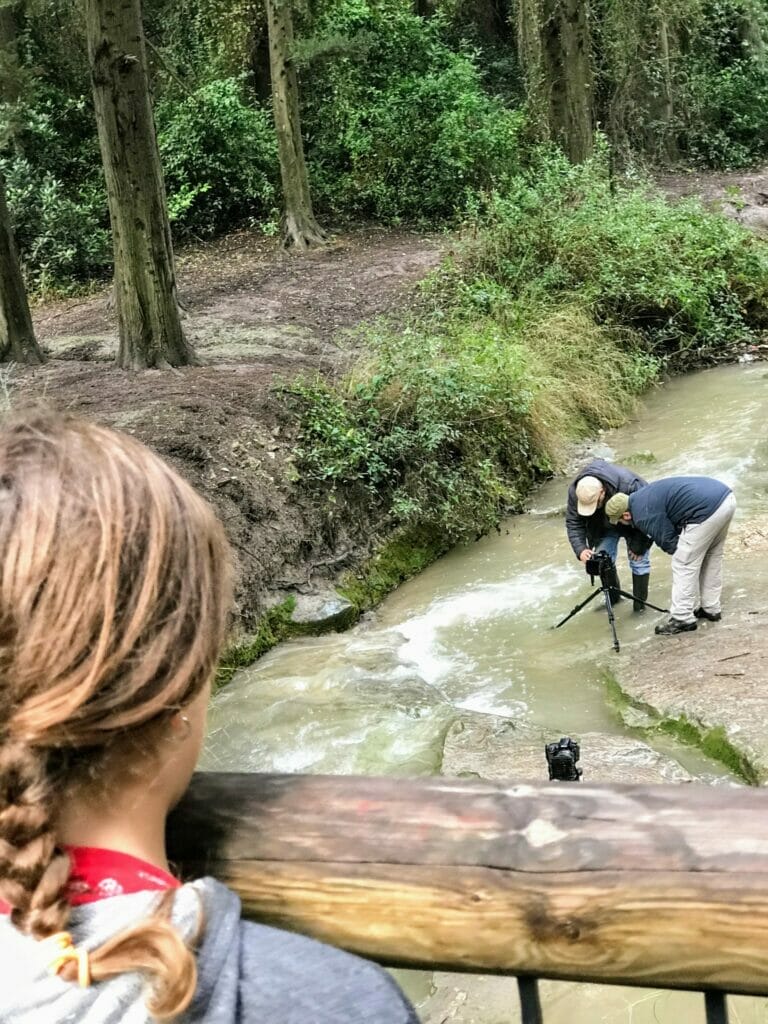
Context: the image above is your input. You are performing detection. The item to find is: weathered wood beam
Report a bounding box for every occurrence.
[167,773,768,994]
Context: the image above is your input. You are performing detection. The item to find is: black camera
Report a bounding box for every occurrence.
[545,736,582,782]
[585,549,612,581]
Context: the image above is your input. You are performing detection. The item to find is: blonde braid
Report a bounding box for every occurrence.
[0,739,70,938]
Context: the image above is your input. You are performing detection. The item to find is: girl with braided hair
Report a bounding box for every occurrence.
[0,410,418,1024]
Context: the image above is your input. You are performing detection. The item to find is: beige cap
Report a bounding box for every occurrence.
[605,492,630,524]
[575,476,604,516]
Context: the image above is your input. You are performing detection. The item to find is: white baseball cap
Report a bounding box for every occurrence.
[575,476,604,516]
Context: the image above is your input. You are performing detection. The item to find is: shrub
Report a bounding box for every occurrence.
[684,57,768,167]
[281,302,655,541]
[1,86,110,291]
[679,0,768,167]
[300,9,524,221]
[2,155,110,292]
[156,78,279,236]
[456,147,768,357]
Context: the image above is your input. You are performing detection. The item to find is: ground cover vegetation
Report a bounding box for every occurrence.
[1,0,767,540]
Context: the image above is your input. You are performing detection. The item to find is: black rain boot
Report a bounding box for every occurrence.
[632,573,650,613]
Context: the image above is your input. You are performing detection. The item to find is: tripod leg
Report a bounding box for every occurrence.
[604,589,621,652]
[615,590,668,614]
[553,587,604,629]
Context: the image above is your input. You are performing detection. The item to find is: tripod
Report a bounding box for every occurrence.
[554,569,668,652]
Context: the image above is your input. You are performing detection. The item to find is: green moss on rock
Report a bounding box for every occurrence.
[603,671,758,784]
[214,528,449,687]
[215,596,296,690]
[338,527,449,613]
[655,719,757,784]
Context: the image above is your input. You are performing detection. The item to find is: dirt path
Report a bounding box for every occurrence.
[656,166,768,238]
[33,227,444,365]
[15,228,444,629]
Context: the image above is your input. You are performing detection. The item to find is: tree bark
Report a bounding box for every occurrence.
[0,2,20,101]
[84,0,193,369]
[168,772,768,994]
[0,173,44,364]
[737,0,765,60]
[517,0,594,163]
[652,11,678,161]
[265,0,327,250]
[0,2,27,154]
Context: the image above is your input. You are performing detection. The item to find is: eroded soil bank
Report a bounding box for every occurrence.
[17,228,443,635]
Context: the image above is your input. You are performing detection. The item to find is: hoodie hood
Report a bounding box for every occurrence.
[0,878,418,1024]
[0,877,239,1023]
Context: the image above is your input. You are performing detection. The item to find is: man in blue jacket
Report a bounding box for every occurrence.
[605,476,736,635]
[566,459,652,611]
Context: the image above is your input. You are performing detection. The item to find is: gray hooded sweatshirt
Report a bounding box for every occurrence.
[0,877,420,1023]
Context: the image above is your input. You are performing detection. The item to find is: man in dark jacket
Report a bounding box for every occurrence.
[605,476,736,635]
[565,459,653,611]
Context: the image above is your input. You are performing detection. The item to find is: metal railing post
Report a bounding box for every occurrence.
[704,991,728,1024]
[517,977,543,1024]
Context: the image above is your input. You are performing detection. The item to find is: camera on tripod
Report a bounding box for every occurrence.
[585,549,615,584]
[545,736,582,781]
[555,545,667,652]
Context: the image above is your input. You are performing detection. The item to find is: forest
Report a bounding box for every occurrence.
[1,0,768,617]
[2,0,768,294]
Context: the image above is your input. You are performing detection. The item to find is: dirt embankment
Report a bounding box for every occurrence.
[17,228,444,631]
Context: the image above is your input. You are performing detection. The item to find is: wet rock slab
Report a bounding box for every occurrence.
[613,607,768,784]
[289,591,357,634]
[440,713,692,785]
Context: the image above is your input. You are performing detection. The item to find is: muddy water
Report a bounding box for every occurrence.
[202,363,768,1023]
[204,364,767,778]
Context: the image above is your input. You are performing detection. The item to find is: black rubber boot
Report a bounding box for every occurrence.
[632,573,650,613]
[694,607,722,622]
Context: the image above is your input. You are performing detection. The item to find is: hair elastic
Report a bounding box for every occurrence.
[46,931,91,988]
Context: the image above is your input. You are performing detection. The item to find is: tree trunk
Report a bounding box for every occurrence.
[0,173,44,364]
[653,11,678,161]
[0,3,20,100]
[517,0,594,163]
[265,0,327,250]
[84,0,193,369]
[737,0,765,60]
[0,2,27,153]
[467,0,512,44]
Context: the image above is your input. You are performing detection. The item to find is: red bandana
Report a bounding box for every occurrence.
[0,846,180,914]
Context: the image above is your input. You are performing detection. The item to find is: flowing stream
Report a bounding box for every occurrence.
[202,363,768,1024]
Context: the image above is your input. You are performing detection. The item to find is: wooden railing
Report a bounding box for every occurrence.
[167,773,768,1024]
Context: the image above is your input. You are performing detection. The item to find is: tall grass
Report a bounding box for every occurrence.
[282,302,657,542]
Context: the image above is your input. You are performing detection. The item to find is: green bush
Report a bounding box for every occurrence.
[301,9,524,221]
[685,57,768,167]
[2,156,110,292]
[156,78,279,236]
[1,87,110,291]
[457,147,768,357]
[282,302,655,541]
[677,0,768,166]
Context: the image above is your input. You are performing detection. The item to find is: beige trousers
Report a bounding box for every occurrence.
[670,492,736,623]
